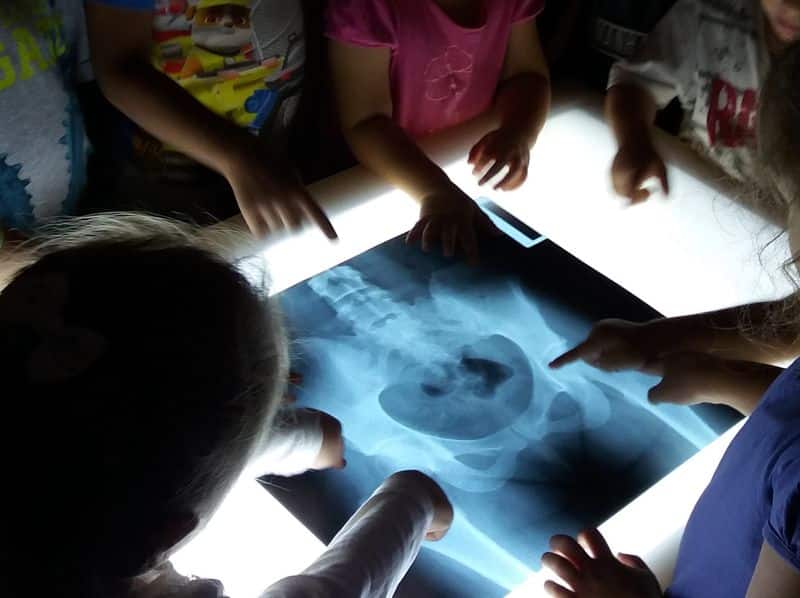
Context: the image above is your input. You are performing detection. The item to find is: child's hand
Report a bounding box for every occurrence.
[422,474,453,541]
[542,529,662,598]
[223,141,338,240]
[386,471,454,541]
[646,352,726,406]
[468,128,531,191]
[647,353,780,414]
[549,319,654,372]
[611,141,669,202]
[407,189,498,262]
[312,412,346,470]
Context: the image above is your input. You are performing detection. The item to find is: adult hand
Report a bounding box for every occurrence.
[468,127,531,191]
[542,529,662,598]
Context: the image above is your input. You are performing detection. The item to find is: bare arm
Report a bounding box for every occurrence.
[260,471,452,598]
[85,3,336,239]
[746,541,800,597]
[605,84,658,151]
[329,40,485,259]
[645,300,800,365]
[86,3,250,178]
[605,84,669,200]
[550,299,800,375]
[497,20,550,143]
[469,19,551,189]
[647,353,784,415]
[329,41,454,202]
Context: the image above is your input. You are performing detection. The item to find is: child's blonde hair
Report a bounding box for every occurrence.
[746,42,800,340]
[758,42,800,218]
[0,215,287,596]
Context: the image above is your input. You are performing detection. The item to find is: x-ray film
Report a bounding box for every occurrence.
[269,233,739,597]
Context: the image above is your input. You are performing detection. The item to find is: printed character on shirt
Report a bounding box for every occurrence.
[135,0,304,168]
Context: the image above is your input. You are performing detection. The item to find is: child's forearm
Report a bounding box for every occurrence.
[261,472,435,598]
[708,359,783,415]
[494,72,551,147]
[344,115,457,202]
[647,300,800,364]
[93,57,249,178]
[605,84,659,149]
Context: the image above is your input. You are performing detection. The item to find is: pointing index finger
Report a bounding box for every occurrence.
[299,191,338,240]
[549,340,593,369]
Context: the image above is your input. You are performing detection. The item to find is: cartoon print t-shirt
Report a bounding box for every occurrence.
[608,0,768,182]
[109,0,305,177]
[0,0,89,233]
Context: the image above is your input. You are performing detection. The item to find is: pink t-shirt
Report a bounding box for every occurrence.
[326,0,544,138]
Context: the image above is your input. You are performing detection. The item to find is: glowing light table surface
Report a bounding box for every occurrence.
[175,89,792,596]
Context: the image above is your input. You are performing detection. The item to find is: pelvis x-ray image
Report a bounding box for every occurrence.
[271,235,739,598]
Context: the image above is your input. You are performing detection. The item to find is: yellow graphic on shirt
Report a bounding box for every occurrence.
[0,0,66,93]
[152,0,295,130]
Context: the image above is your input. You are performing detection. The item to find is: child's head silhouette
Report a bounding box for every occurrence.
[0,215,287,597]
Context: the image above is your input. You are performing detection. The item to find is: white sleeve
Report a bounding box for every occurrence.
[260,474,435,598]
[245,408,324,478]
[607,0,700,110]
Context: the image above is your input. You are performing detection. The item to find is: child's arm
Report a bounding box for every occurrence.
[646,353,783,416]
[747,542,800,597]
[542,528,663,598]
[245,409,345,478]
[260,471,453,598]
[550,300,800,373]
[469,19,550,190]
[605,84,669,201]
[329,41,488,261]
[84,3,336,240]
[604,0,700,202]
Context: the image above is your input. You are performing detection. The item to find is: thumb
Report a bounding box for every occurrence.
[647,379,674,404]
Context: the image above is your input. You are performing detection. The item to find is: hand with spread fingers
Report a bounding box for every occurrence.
[406,188,498,263]
[542,529,662,598]
[469,127,532,191]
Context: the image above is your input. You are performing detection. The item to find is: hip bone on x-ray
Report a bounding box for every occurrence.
[272,233,738,598]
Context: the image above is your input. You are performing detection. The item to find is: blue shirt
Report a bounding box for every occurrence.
[668,359,800,597]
